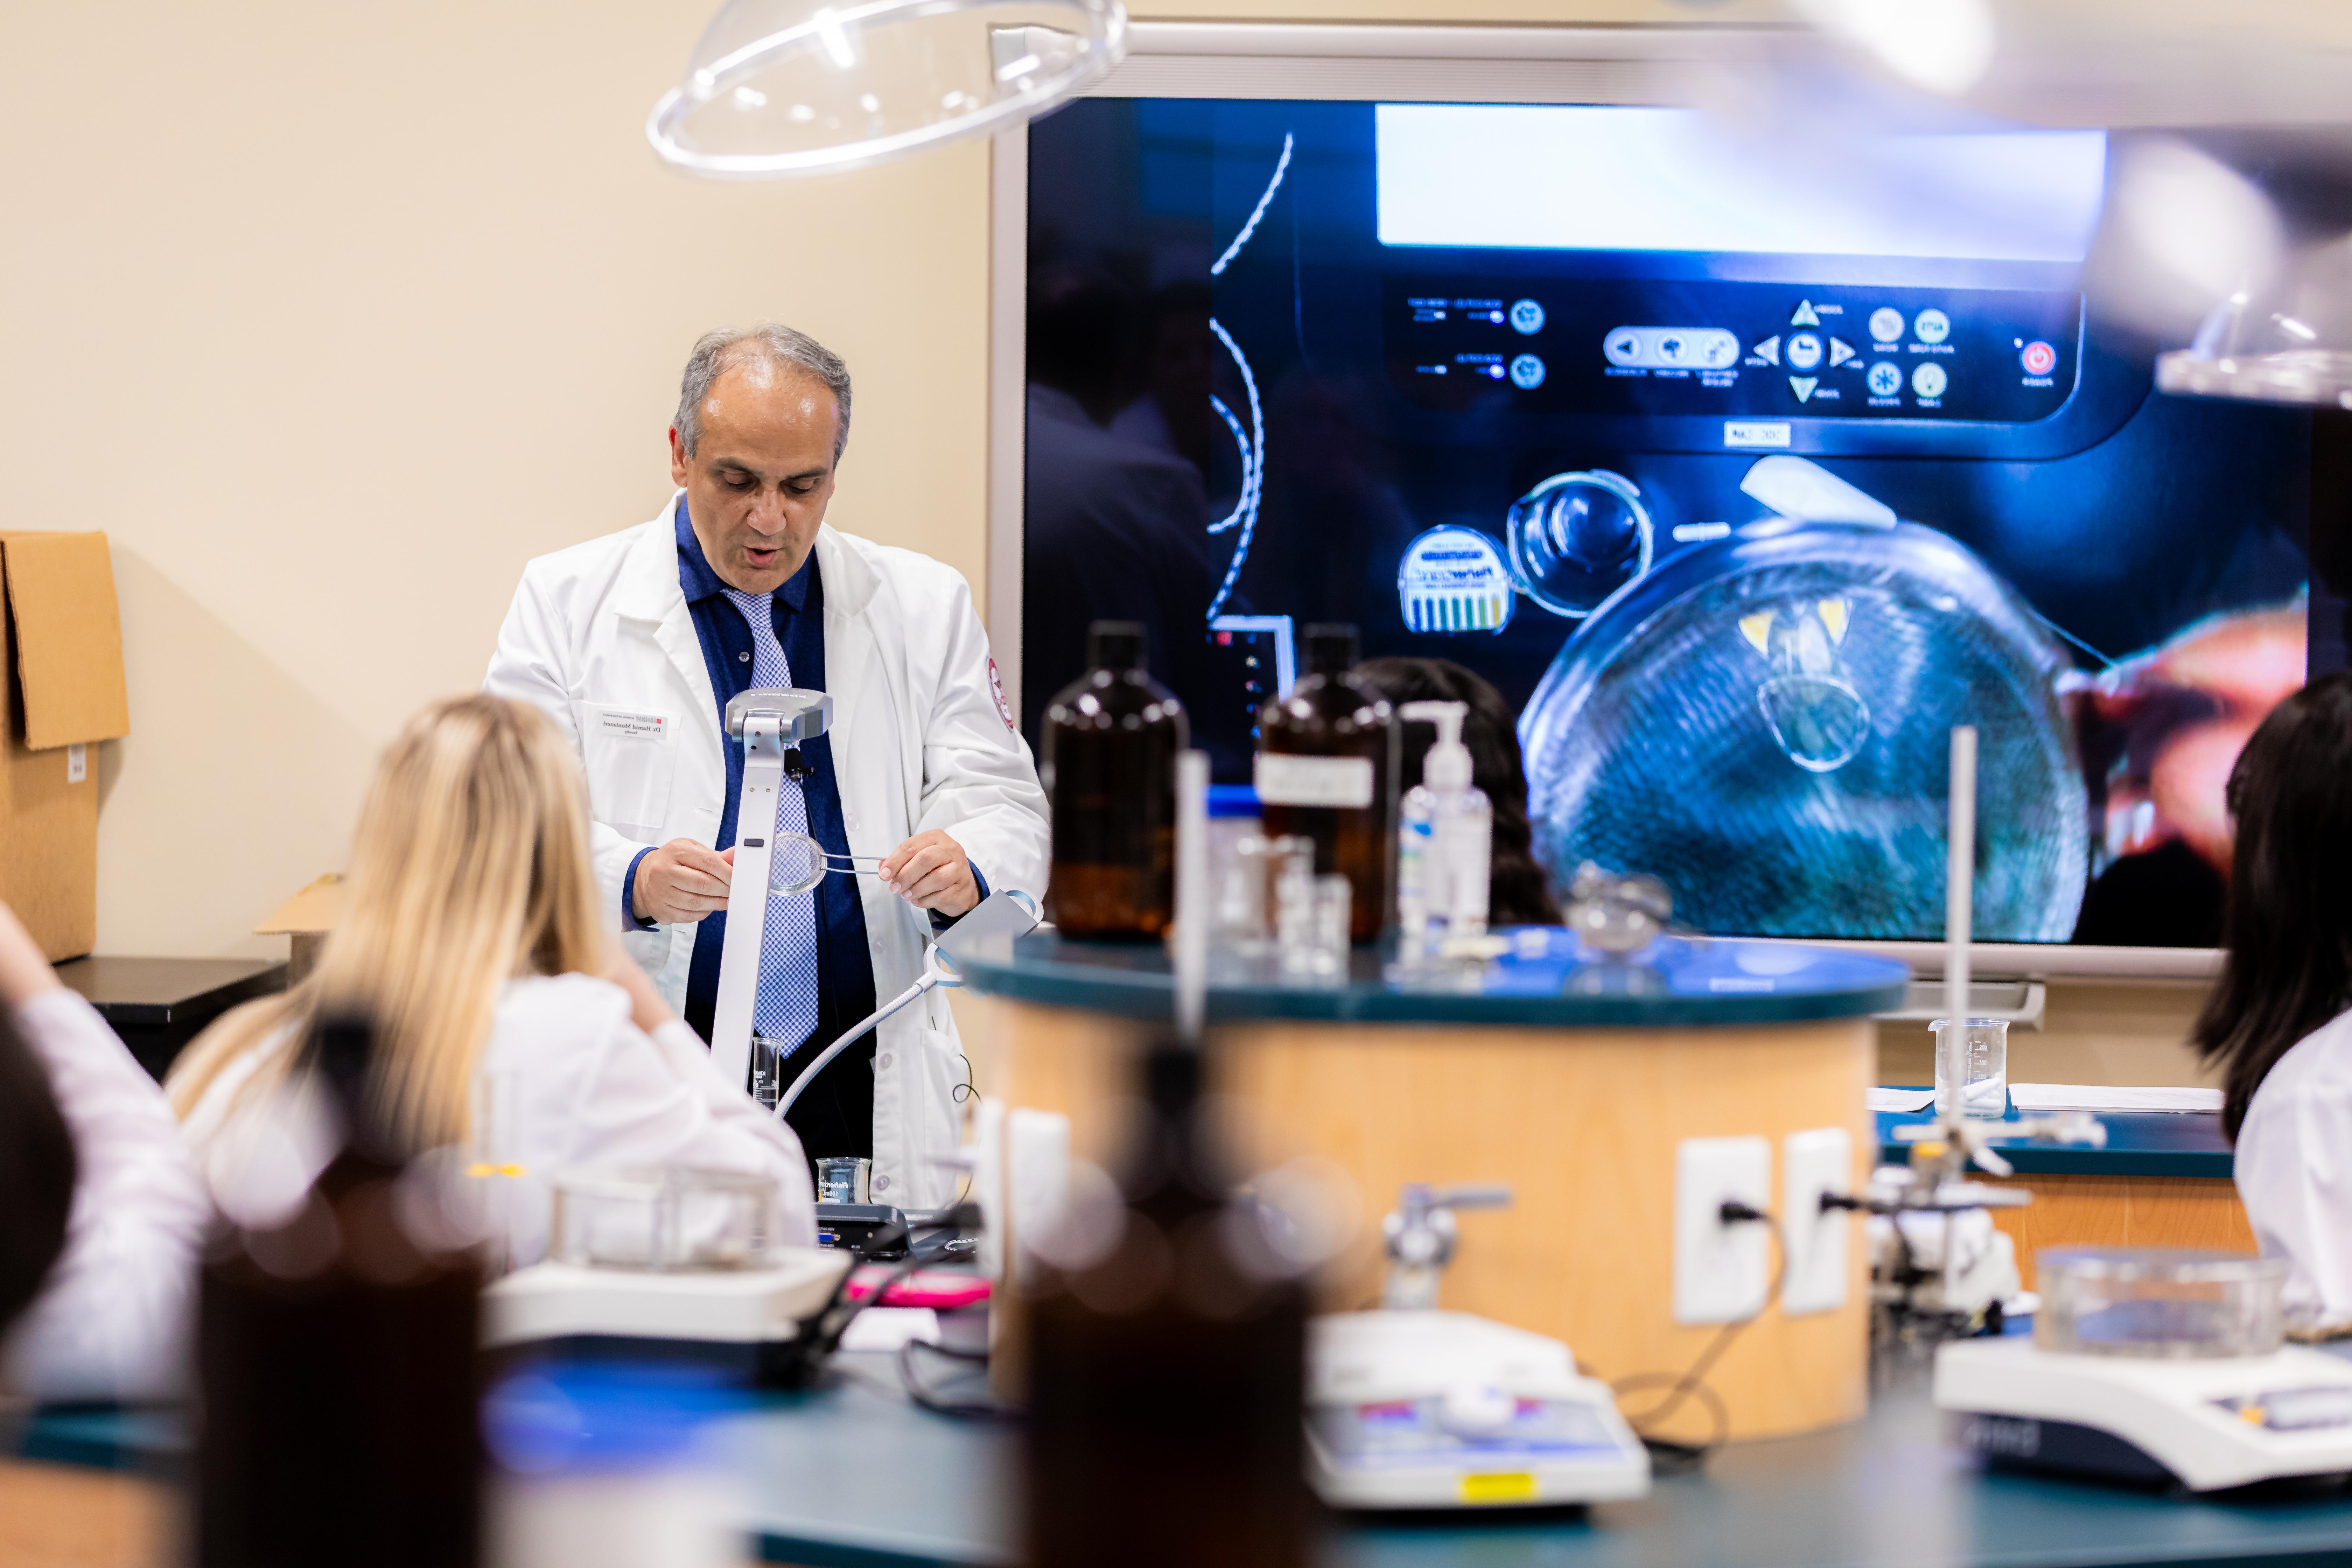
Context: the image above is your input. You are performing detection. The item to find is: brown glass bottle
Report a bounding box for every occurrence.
[1256,623,1398,941]
[1043,621,1189,939]
[1024,1045,1311,1568]
[195,1016,483,1568]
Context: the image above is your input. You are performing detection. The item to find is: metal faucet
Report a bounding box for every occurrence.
[1381,1183,1513,1310]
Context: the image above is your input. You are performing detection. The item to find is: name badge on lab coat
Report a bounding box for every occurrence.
[595,708,670,743]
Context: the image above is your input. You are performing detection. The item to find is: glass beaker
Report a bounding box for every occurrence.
[1930,1016,2009,1119]
[1217,834,1312,957]
[749,1035,787,1111]
[816,1156,873,1205]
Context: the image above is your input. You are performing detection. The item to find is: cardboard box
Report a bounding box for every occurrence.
[1,531,131,960]
[256,873,344,984]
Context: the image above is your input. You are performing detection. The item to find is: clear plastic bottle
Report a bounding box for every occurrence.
[1255,625,1398,943]
[1043,621,1189,939]
[1395,701,1492,965]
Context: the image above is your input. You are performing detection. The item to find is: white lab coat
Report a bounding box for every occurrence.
[3,990,209,1402]
[483,496,1049,1207]
[178,975,819,1266]
[2233,1006,2352,1331]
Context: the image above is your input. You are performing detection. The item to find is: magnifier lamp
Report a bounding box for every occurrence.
[710,685,1045,1119]
[711,685,836,1092]
[648,0,1127,180]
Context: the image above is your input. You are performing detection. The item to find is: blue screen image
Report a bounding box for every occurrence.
[1022,98,2337,946]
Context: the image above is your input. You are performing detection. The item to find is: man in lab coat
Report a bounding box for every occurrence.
[485,324,1049,1207]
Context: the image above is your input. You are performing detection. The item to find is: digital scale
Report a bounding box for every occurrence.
[1306,1311,1651,1510]
[1935,1249,2352,1492]
[483,1250,850,1354]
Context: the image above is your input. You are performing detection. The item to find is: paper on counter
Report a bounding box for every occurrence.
[1868,1087,1935,1113]
[2009,1083,2222,1114]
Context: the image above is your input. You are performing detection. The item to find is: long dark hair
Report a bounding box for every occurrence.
[0,1005,77,1334]
[1353,657,1562,925]
[2194,671,2352,1139]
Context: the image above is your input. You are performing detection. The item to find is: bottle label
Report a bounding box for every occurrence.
[1255,752,1375,808]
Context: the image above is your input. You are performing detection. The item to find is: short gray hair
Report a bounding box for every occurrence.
[673,324,853,463]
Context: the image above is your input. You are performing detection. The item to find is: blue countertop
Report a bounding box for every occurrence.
[1876,1099,2235,1179]
[957,930,1909,1029]
[24,1354,2352,1568]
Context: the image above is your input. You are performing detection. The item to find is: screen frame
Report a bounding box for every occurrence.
[986,21,2242,982]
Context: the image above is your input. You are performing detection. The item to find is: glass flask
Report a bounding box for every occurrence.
[1929,1016,2010,1120]
[1504,469,1655,620]
[2036,1250,2287,1359]
[1042,621,1188,939]
[1255,624,1398,942]
[647,0,1126,180]
[1520,517,2086,941]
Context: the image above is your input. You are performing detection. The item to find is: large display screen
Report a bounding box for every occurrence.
[1021,98,2344,947]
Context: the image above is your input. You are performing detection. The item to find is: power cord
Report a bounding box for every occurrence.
[1607,1200,1787,1472]
[897,1338,1014,1421]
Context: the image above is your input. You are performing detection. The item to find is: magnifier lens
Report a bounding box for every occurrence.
[767,832,828,897]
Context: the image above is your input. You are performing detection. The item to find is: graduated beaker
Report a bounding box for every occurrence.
[1930,1016,2009,1119]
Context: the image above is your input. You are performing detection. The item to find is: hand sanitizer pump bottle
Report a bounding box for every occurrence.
[1396,702,1491,965]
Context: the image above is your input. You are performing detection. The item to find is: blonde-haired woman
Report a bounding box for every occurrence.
[170,693,814,1260]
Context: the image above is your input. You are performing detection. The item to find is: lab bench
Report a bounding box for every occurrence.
[954,930,1908,1441]
[21,1353,2352,1568]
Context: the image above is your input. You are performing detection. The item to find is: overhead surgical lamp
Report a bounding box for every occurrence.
[648,0,1127,180]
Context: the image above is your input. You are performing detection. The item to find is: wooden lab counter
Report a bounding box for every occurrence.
[955,931,1909,1442]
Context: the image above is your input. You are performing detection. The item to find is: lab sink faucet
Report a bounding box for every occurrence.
[1382,1183,1512,1310]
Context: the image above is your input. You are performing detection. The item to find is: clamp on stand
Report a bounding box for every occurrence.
[710,686,834,1094]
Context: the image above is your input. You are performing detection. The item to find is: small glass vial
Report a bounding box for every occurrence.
[1930,1016,2010,1120]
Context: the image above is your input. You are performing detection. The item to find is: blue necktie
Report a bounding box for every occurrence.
[720,588,821,1049]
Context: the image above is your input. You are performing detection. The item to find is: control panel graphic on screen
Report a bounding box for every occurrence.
[1022,97,2330,948]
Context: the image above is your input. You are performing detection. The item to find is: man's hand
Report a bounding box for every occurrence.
[879,830,979,917]
[632,839,735,924]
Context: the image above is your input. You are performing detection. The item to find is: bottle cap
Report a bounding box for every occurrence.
[1302,623,1360,678]
[1399,700,1473,791]
[1087,621,1147,671]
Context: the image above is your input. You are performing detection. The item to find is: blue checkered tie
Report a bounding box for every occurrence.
[720,588,821,1049]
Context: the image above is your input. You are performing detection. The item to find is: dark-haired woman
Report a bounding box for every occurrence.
[1353,657,1561,925]
[2195,670,2352,1332]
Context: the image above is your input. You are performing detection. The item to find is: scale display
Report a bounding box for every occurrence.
[1020,97,2340,948]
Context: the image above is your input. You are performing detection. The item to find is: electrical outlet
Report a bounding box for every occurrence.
[1780,1127,1854,1316]
[1673,1136,1772,1324]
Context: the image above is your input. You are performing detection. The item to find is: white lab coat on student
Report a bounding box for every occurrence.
[483,496,1049,1208]
[2234,1007,2352,1331]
